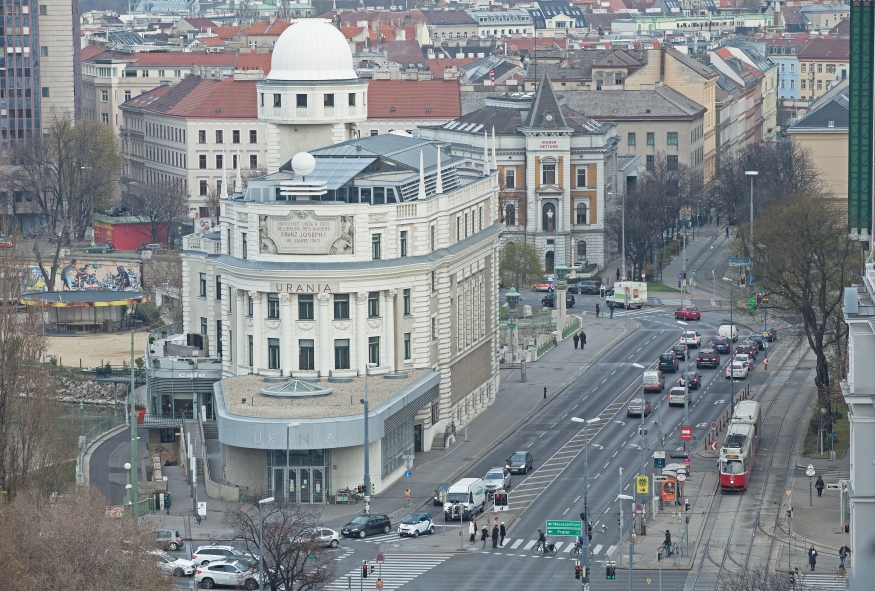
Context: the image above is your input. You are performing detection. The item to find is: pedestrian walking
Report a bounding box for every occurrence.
[663,530,672,557]
[165,493,171,515]
[716,214,720,225]
[491,525,499,548]
[481,526,489,548]
[839,544,851,570]
[579,331,587,351]
[499,522,507,546]
[725,226,729,238]
[595,303,600,318]
[573,333,579,349]
[609,301,614,318]
[816,476,825,497]
[808,545,818,571]
[469,520,477,542]
[616,268,621,281]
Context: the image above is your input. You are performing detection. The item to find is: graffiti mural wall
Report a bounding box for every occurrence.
[25,259,142,292]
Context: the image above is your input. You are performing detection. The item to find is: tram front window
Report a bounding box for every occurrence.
[721,460,744,474]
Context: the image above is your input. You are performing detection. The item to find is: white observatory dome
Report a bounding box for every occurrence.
[267,19,357,82]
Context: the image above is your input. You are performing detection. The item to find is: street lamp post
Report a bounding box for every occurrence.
[506,287,520,363]
[745,171,758,299]
[124,462,132,510]
[258,496,274,591]
[363,362,377,515]
[571,416,600,590]
[618,493,634,591]
[631,363,646,510]
[79,400,85,438]
[284,422,300,516]
[722,278,736,405]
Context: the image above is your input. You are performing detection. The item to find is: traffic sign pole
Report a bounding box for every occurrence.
[806,464,816,506]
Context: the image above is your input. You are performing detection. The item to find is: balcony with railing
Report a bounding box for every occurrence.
[146,322,223,372]
[183,233,221,254]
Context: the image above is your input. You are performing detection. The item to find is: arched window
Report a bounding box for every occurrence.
[576,203,588,224]
[577,241,587,260]
[545,250,554,273]
[542,203,556,232]
[505,204,516,226]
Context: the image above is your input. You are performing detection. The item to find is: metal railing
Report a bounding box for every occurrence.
[147,322,223,370]
[84,415,128,450]
[140,412,186,427]
[91,365,146,383]
[443,421,456,448]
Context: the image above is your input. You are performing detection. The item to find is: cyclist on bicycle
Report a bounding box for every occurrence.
[577,533,585,548]
[537,528,547,555]
[664,530,672,557]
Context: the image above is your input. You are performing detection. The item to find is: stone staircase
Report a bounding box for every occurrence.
[202,421,218,440]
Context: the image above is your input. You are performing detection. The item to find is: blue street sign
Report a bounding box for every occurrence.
[747,275,756,286]
[691,269,696,277]
[655,458,666,468]
[678,272,684,279]
[404,470,412,478]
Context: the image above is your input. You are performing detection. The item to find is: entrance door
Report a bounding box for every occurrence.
[545,251,555,274]
[312,468,324,504]
[288,469,297,503]
[299,468,310,503]
[414,424,423,452]
[273,468,285,500]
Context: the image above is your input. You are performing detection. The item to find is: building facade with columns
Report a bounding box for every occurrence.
[178,134,502,500]
[419,75,621,273]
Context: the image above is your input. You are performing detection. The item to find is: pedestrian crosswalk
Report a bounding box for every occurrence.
[474,537,610,559]
[324,554,450,591]
[798,573,849,590]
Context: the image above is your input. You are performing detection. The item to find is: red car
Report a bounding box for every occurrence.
[675,306,701,320]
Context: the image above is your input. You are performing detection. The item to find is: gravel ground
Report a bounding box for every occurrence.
[46,330,151,368]
[222,369,430,419]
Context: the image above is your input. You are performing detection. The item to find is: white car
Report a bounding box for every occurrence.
[725,362,749,380]
[191,545,255,566]
[195,559,259,590]
[733,354,752,368]
[397,513,435,537]
[681,331,701,348]
[151,550,196,577]
[300,527,341,548]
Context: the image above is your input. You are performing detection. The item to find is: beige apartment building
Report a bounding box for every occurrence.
[39,0,79,121]
[120,76,268,217]
[797,38,849,101]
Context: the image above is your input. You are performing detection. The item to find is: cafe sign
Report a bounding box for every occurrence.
[259,211,355,255]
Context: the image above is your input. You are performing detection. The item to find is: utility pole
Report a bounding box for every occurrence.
[572,416,598,591]
[363,363,376,515]
[129,328,138,518]
[617,466,623,566]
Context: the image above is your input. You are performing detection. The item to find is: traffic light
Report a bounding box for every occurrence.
[587,522,593,542]
[494,492,508,507]
[763,294,770,303]
[756,293,762,307]
[606,562,616,579]
[575,561,581,580]
[582,566,590,583]
[371,483,375,495]
[748,296,756,314]
[362,562,368,579]
[369,565,375,576]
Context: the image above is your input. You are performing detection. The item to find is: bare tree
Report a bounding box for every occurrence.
[223,497,337,591]
[0,486,173,590]
[143,253,183,323]
[121,179,190,246]
[12,112,122,287]
[0,237,73,495]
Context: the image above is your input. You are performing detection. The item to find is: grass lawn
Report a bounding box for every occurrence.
[647,283,682,293]
[803,403,849,458]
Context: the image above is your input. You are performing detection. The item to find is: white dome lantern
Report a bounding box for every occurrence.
[268,19,357,82]
[291,152,316,177]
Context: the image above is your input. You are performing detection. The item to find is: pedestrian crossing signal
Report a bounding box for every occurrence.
[494,492,508,507]
[575,564,581,580]
[362,562,368,579]
[606,562,616,579]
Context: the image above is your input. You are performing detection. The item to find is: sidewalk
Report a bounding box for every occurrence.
[87,314,642,546]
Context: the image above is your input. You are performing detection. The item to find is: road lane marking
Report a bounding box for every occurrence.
[510,539,523,549]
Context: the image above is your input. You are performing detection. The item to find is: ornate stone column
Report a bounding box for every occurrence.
[251,291,263,372]
[355,292,368,375]
[279,293,293,375]
[317,293,332,377]
[235,290,246,371]
[385,289,396,372]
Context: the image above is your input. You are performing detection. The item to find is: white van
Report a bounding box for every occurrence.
[443,477,486,521]
[643,370,665,393]
[668,386,691,407]
[718,324,739,342]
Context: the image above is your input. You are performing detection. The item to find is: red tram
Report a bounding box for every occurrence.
[719,401,761,492]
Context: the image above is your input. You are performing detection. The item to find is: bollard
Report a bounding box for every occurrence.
[544,387,547,399]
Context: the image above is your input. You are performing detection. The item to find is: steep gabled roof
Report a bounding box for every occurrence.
[121,76,258,119]
[524,73,568,129]
[789,78,848,132]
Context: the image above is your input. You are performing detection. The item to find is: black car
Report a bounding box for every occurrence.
[747,334,766,350]
[433,483,450,506]
[340,514,392,538]
[671,343,690,360]
[658,352,679,373]
[568,279,602,295]
[696,349,720,369]
[735,343,758,358]
[711,337,731,354]
[507,451,534,474]
[763,327,778,342]
[542,292,575,308]
[679,371,702,390]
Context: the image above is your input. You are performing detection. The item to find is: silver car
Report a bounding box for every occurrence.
[151,550,196,577]
[483,467,511,491]
[191,545,255,566]
[300,527,341,548]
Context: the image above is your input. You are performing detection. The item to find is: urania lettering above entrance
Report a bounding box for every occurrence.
[259,211,355,255]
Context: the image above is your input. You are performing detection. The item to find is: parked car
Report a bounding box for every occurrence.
[151,550,196,577]
[341,514,392,538]
[763,327,778,342]
[191,546,255,567]
[725,362,749,380]
[711,337,731,354]
[195,560,259,590]
[681,331,702,348]
[658,352,680,373]
[483,467,511,492]
[507,450,534,474]
[696,349,720,369]
[531,277,555,292]
[542,292,575,308]
[627,398,652,417]
[568,279,602,295]
[678,371,702,390]
[136,243,167,253]
[671,343,690,360]
[433,483,451,506]
[299,527,341,548]
[84,242,114,254]
[397,513,435,537]
[155,529,183,551]
[674,306,701,320]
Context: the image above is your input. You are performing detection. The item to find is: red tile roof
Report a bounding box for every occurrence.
[241,19,293,36]
[123,76,258,119]
[202,37,226,46]
[510,37,568,52]
[367,80,460,119]
[235,52,273,74]
[180,17,218,30]
[797,37,849,60]
[420,57,477,77]
[213,25,241,40]
[81,45,106,61]
[126,52,237,67]
[341,26,367,39]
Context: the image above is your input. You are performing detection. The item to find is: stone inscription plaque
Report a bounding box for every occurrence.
[259,211,354,255]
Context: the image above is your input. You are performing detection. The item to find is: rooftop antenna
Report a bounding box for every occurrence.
[435,147,443,194]
[483,129,489,175]
[417,150,426,199]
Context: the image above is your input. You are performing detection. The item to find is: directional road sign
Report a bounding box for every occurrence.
[692,269,697,277]
[728,257,751,267]
[546,520,582,536]
[680,425,692,441]
[404,470,412,478]
[636,476,649,494]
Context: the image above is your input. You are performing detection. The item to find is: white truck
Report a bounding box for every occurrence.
[606,281,647,310]
[443,477,486,521]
